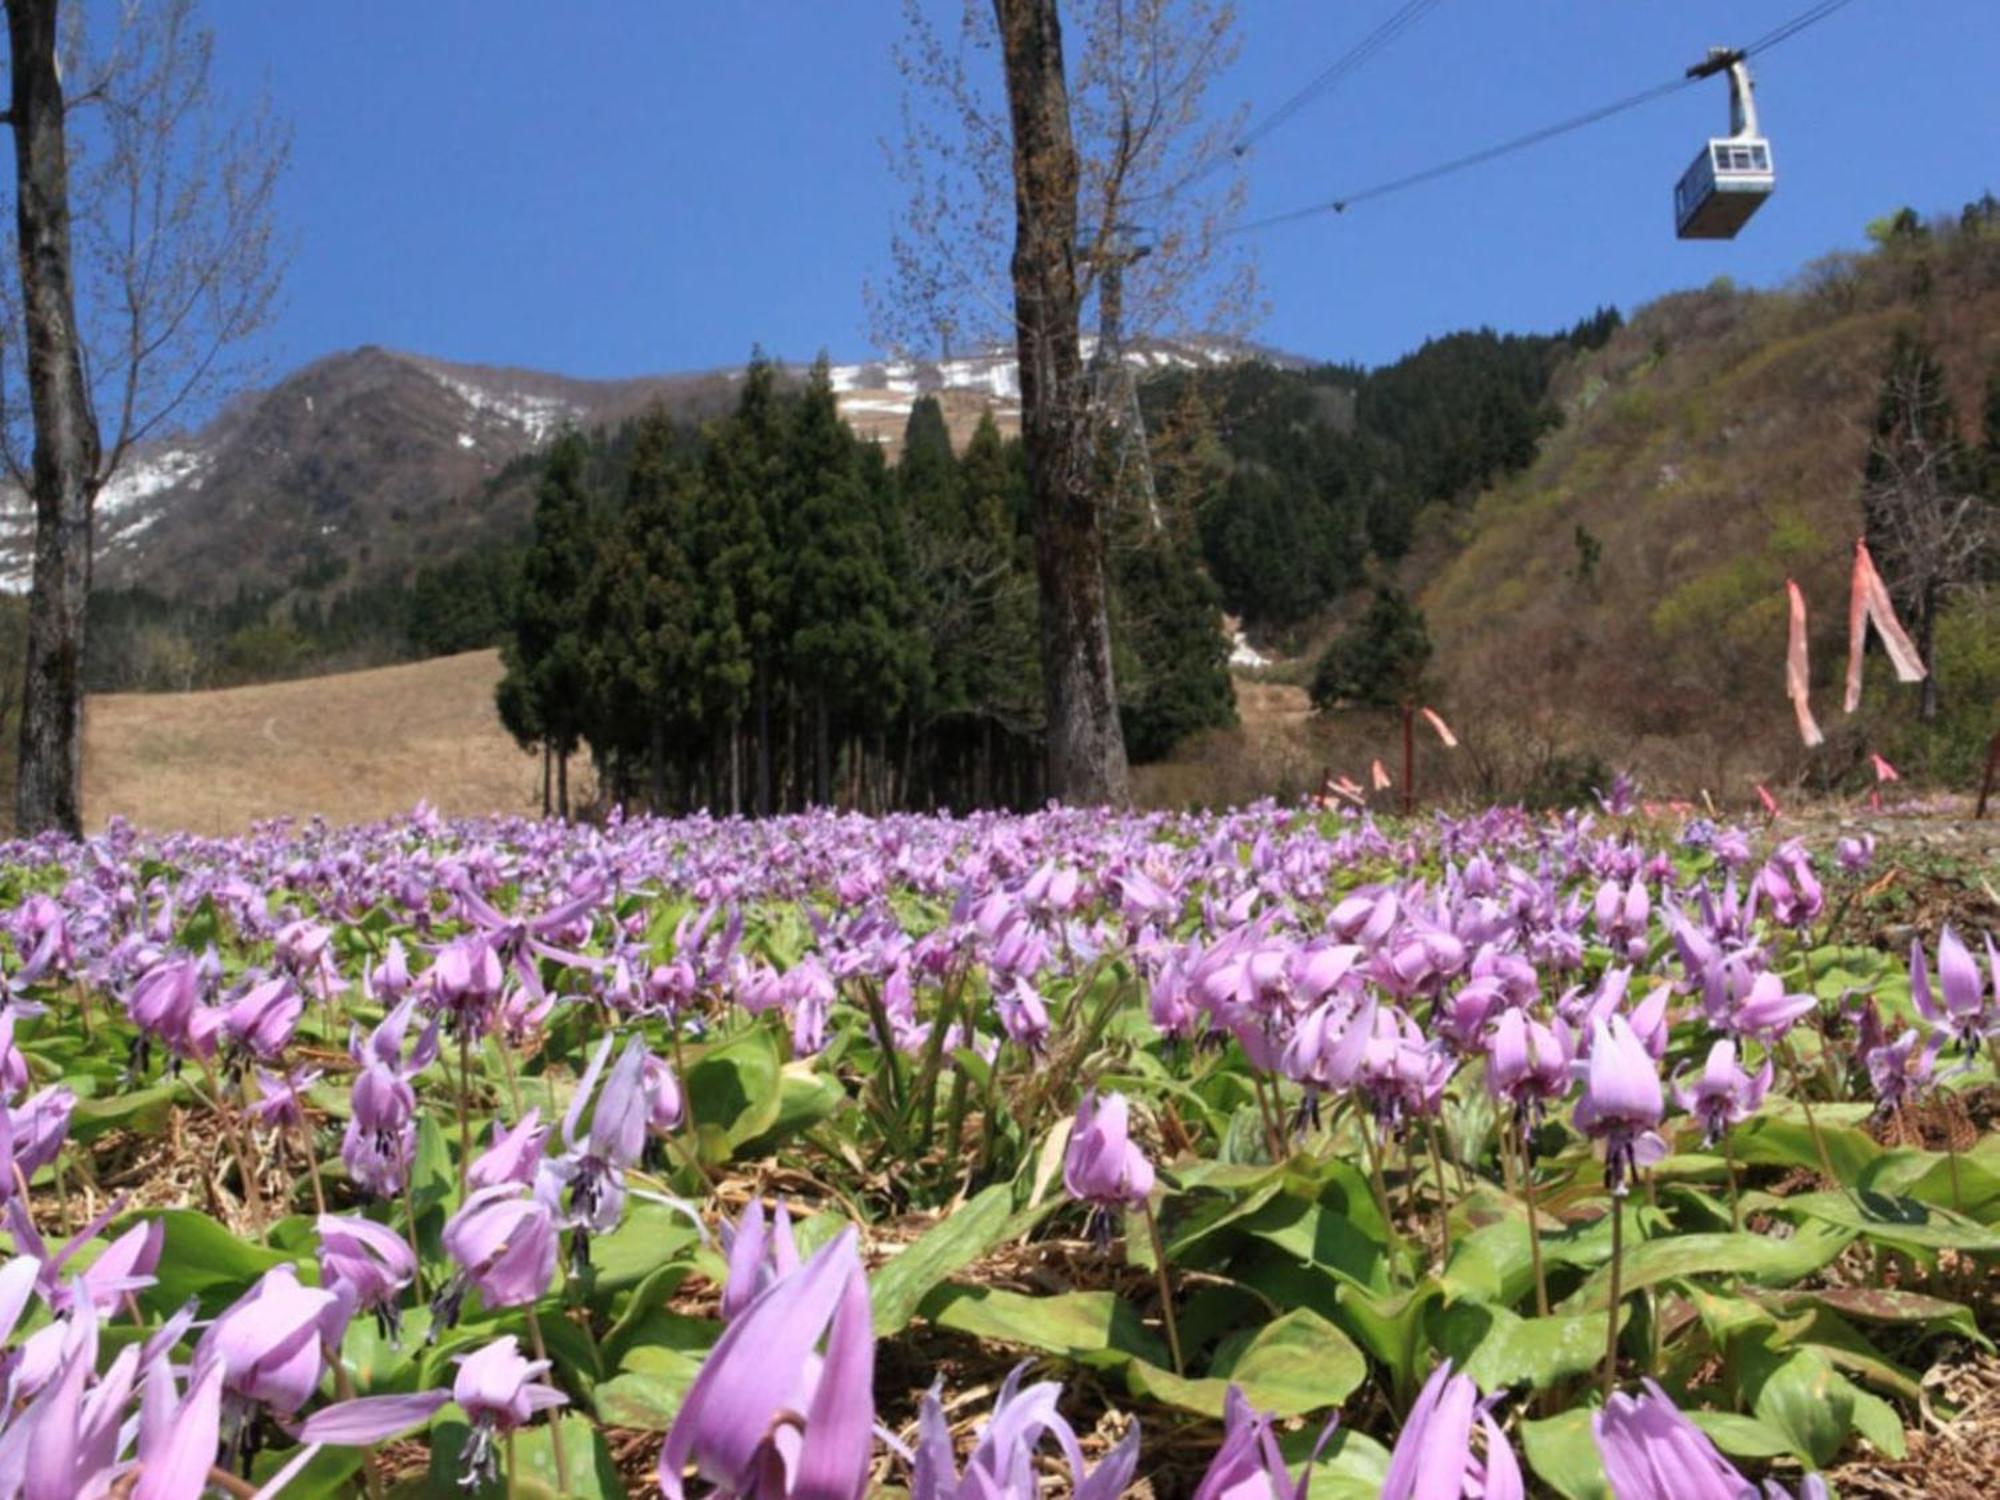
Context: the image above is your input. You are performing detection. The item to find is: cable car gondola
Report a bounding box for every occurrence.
[1675,48,1774,240]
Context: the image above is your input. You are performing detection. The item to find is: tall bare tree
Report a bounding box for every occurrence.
[3,0,285,835]
[880,0,1247,802]
[1860,329,1994,721]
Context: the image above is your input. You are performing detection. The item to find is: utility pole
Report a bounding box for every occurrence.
[1084,221,1161,531]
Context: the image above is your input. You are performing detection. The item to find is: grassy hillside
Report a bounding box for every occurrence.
[83,649,539,833]
[1419,224,2000,796]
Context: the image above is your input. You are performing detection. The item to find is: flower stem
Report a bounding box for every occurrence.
[495,1029,527,1118]
[1721,1128,1742,1233]
[1359,1111,1407,1273]
[296,1119,328,1219]
[524,1306,571,1497]
[1519,1136,1550,1318]
[1140,1198,1184,1376]
[1602,1192,1624,1402]
[457,1029,474,1201]
[1425,1118,1453,1271]
[197,1057,266,1224]
[506,1427,520,1500]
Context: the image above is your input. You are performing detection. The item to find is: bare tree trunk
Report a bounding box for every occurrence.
[541,740,552,817]
[557,751,569,821]
[8,0,102,837]
[992,0,1130,807]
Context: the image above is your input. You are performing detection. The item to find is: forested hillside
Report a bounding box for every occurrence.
[1419,204,2000,795]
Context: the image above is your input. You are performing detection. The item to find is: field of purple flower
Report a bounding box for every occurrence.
[0,796,1994,1499]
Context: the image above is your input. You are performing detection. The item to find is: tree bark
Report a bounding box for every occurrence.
[991,0,1130,807]
[8,0,102,837]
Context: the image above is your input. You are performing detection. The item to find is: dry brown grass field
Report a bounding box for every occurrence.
[83,649,540,833]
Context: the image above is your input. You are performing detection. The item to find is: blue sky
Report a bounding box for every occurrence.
[203,0,1999,380]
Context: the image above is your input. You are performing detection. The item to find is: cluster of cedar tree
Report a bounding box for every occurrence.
[495,355,1233,816]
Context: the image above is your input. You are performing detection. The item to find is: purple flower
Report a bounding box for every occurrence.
[1063,1092,1155,1211]
[1725,971,1816,1042]
[196,1263,344,1416]
[1191,1385,1330,1500]
[720,1199,802,1321]
[341,1062,416,1199]
[221,975,303,1060]
[1594,1378,1824,1500]
[1835,834,1875,875]
[907,1362,1139,1500]
[1382,1360,1523,1500]
[134,1353,229,1500]
[1911,926,1997,1055]
[249,1066,321,1133]
[1755,843,1823,929]
[0,1010,28,1100]
[1,1085,74,1198]
[546,1034,651,1257]
[1672,1040,1771,1147]
[451,1335,569,1489]
[1573,1017,1666,1197]
[1486,1007,1573,1137]
[318,1213,417,1337]
[644,1052,685,1135]
[659,1227,875,1500]
[467,1108,548,1191]
[439,1183,558,1319]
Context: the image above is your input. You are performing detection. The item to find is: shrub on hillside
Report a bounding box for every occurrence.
[1310,586,1432,710]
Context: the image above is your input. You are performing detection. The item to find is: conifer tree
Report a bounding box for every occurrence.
[498,429,597,816]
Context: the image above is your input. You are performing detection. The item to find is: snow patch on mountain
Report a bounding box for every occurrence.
[431,372,581,444]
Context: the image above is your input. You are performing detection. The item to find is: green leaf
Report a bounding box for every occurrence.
[1440,1303,1627,1391]
[1124,1307,1365,1418]
[408,1113,455,1222]
[134,1209,294,1315]
[67,1081,187,1142]
[919,1285,1167,1367]
[339,1305,433,1395]
[1332,1282,1441,1405]
[1686,1410,1796,1459]
[871,1183,1019,1335]
[1772,1190,2000,1255]
[732,1060,845,1156]
[1560,1225,1852,1313]
[1733,1109,1882,1182]
[585,1200,701,1294]
[246,1442,366,1500]
[686,1028,783,1158]
[1732,1335,1852,1467]
[1761,1286,1988,1349]
[1239,1194,1391,1295]
[1521,1409,1611,1500]
[593,1315,719,1431]
[1295,1426,1393,1500]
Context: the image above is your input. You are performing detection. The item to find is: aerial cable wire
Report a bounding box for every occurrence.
[1145,0,1449,204]
[1231,0,1866,235]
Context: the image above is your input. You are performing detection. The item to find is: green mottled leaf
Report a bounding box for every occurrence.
[1773,1190,2000,1254]
[870,1184,1048,1335]
[1561,1225,1852,1313]
[1440,1302,1628,1391]
[1686,1410,1795,1459]
[586,1200,701,1293]
[1124,1307,1365,1417]
[686,1027,784,1157]
[919,1285,1167,1367]
[1521,1409,1611,1500]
